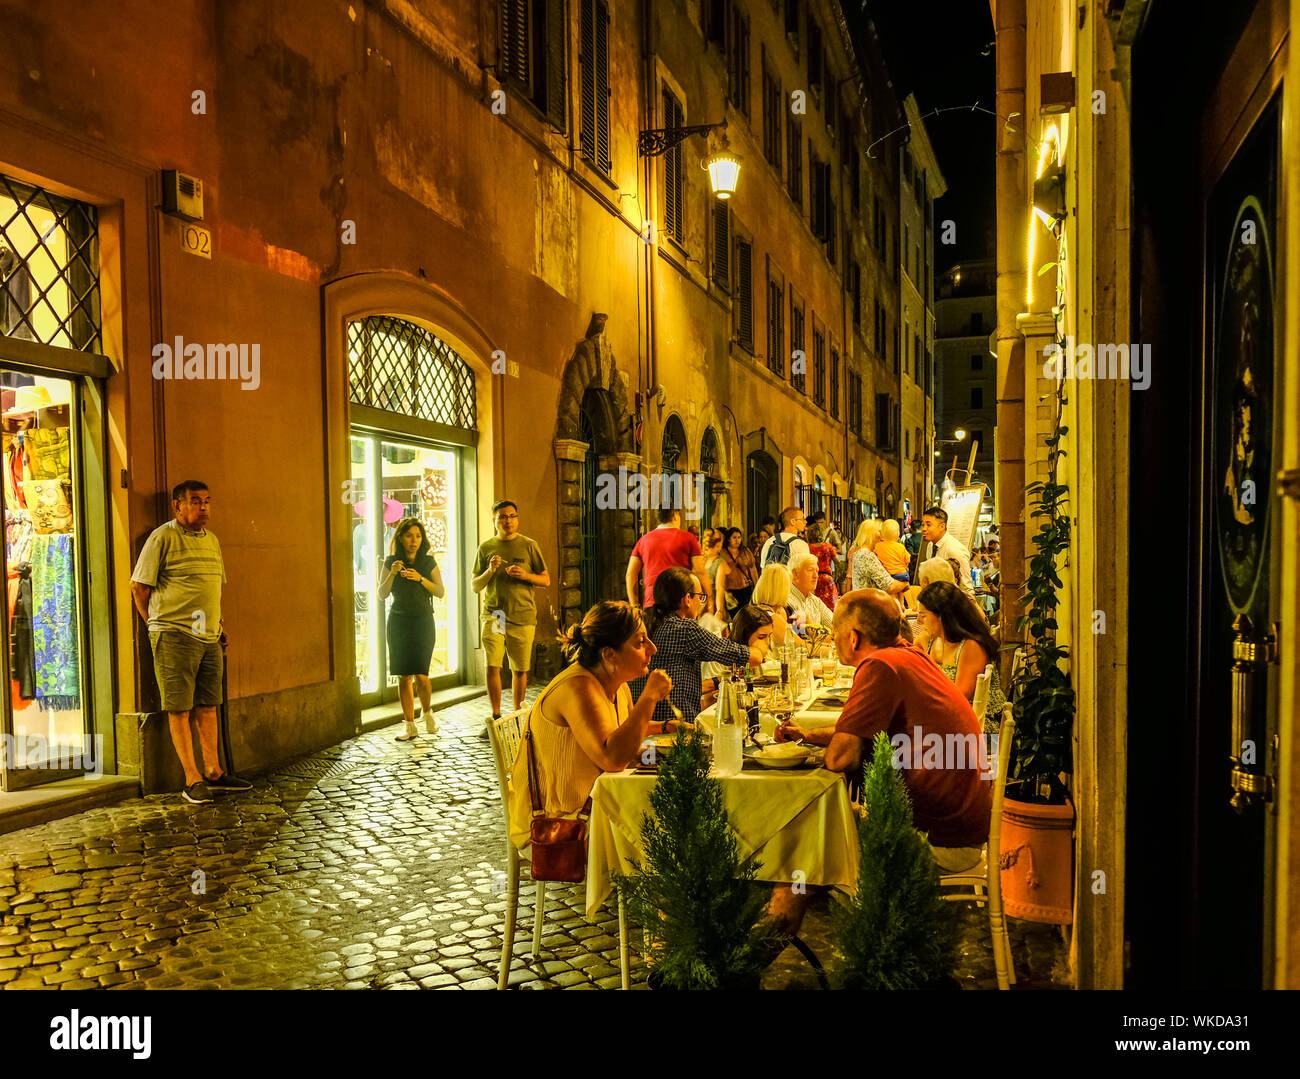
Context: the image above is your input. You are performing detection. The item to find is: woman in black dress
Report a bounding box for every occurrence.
[379,517,445,741]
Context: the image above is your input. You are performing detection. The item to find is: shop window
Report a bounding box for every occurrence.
[2,373,88,771]
[0,176,101,352]
[347,316,477,432]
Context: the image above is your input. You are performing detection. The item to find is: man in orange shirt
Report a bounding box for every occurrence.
[763,589,991,938]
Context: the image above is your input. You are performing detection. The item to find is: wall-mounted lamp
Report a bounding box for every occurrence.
[1032,165,1066,228]
[638,121,740,199]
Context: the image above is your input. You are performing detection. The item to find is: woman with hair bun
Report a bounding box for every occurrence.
[507,601,673,850]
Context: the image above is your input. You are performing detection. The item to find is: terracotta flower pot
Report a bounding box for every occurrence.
[998,797,1075,924]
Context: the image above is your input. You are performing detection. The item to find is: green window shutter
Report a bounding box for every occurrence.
[736,238,753,350]
[500,0,531,90]
[580,0,595,158]
[595,0,610,170]
[712,200,730,291]
[544,0,567,132]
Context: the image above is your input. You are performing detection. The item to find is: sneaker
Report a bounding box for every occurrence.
[396,720,419,742]
[182,781,213,805]
[424,712,439,735]
[206,772,252,792]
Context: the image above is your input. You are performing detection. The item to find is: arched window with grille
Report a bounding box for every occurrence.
[347,315,477,432]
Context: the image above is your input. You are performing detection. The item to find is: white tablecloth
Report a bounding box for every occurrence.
[585,766,859,918]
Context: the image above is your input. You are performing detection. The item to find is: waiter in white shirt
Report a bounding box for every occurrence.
[920,505,975,597]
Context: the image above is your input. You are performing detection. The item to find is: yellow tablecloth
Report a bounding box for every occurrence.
[585,766,860,918]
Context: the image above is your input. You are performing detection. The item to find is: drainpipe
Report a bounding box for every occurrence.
[992,0,1027,685]
[642,0,659,475]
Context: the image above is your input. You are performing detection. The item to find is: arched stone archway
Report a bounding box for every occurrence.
[553,319,639,639]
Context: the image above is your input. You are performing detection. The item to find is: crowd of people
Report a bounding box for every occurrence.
[485,498,1006,948]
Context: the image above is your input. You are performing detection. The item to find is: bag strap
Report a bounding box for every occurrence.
[525,727,594,821]
[525,726,544,815]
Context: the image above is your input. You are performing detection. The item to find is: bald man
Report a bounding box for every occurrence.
[762,588,991,939]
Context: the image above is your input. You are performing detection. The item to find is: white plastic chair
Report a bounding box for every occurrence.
[486,707,630,990]
[938,704,1016,989]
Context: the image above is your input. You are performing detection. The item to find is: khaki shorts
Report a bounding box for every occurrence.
[482,619,535,672]
[150,630,223,713]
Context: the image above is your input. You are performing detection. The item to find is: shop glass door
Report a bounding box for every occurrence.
[0,370,90,781]
[351,431,461,706]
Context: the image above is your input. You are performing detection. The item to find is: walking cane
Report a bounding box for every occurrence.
[218,638,235,775]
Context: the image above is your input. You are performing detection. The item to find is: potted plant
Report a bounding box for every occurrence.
[614,729,782,989]
[831,732,960,989]
[1003,419,1076,924]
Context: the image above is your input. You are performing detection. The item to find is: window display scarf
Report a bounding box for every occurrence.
[31,532,80,710]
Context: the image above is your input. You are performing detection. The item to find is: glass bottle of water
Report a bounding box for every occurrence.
[713,679,744,777]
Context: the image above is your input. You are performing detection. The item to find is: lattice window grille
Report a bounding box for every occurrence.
[347,316,477,431]
[0,174,101,353]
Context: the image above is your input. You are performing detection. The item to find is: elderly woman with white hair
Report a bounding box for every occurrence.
[849,519,909,597]
[751,562,796,646]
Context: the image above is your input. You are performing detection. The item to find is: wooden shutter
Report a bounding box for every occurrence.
[664,89,682,240]
[736,238,753,350]
[500,0,531,90]
[544,0,567,131]
[830,348,839,417]
[580,0,595,159]
[594,0,610,169]
[712,200,730,290]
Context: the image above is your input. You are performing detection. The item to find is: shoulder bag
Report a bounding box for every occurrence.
[525,726,591,883]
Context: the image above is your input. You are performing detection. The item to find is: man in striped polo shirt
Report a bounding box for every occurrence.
[131,480,251,804]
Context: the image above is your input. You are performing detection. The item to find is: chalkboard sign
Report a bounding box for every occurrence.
[941,484,985,554]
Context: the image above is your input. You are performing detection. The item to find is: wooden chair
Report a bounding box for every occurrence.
[938,704,1016,989]
[971,663,993,724]
[486,707,631,990]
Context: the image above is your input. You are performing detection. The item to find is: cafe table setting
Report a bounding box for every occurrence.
[583,650,861,920]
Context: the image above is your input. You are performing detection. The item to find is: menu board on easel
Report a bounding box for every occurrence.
[941,484,984,553]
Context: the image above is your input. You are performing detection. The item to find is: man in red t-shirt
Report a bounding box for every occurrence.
[761,588,992,939]
[781,588,991,858]
[625,508,710,612]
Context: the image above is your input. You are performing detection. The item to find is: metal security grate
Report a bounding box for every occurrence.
[0,174,101,352]
[348,315,477,431]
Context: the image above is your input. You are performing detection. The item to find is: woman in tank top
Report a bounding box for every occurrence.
[916,581,1007,735]
[508,602,675,850]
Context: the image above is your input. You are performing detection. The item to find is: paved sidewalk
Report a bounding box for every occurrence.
[0,693,1067,990]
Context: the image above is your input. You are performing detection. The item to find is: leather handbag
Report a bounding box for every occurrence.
[525,727,591,883]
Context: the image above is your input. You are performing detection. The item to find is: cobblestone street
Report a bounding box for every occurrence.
[0,694,1067,990]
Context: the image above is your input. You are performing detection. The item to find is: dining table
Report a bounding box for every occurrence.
[583,659,861,920]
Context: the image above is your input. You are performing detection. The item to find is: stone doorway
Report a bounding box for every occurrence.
[553,321,638,639]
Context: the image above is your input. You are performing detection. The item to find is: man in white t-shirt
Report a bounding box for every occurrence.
[921,505,975,597]
[760,506,811,568]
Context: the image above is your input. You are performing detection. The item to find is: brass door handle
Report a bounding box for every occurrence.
[1229,615,1277,812]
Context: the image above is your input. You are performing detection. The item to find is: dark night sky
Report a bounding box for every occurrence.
[847,0,996,272]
